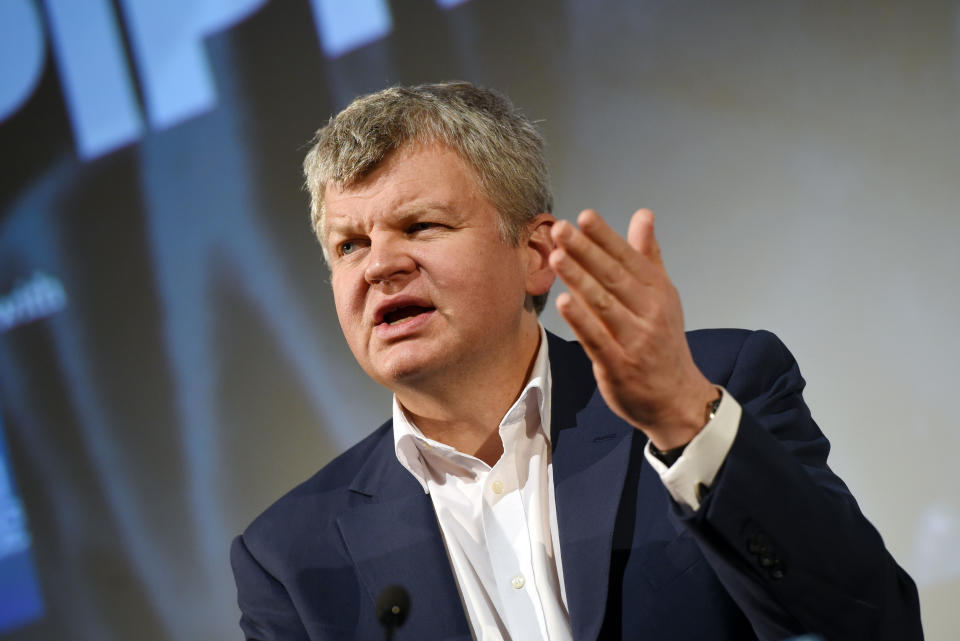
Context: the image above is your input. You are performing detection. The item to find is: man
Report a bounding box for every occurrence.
[231,82,923,640]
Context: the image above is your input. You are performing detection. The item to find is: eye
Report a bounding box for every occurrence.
[408,222,434,233]
[336,239,365,257]
[407,221,449,235]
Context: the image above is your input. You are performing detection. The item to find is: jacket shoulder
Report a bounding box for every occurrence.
[685,328,794,386]
[240,420,393,551]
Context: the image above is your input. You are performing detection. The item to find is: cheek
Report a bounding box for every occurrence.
[331,273,364,324]
[434,256,525,310]
[426,258,488,307]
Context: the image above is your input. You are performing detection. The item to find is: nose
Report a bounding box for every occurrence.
[364,235,417,286]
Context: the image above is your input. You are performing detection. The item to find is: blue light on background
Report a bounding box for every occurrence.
[0,408,44,634]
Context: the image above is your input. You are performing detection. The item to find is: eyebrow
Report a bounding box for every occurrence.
[325,201,465,238]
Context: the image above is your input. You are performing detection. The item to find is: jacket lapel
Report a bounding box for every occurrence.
[336,426,472,641]
[548,333,636,641]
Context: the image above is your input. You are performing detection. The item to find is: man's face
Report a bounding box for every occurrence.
[324,144,549,391]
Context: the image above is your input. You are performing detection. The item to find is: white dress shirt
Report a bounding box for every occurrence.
[393,326,741,640]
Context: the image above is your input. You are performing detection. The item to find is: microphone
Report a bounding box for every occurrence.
[376,585,410,641]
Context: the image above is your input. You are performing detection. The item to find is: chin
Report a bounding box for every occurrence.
[370,351,442,387]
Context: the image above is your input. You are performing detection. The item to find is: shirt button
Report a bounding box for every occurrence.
[511,574,525,590]
[491,480,504,495]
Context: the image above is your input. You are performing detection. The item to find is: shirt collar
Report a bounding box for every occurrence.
[393,324,553,492]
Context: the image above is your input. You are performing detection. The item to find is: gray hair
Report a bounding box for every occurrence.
[303,81,553,313]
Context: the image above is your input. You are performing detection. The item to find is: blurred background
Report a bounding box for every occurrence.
[1,0,957,639]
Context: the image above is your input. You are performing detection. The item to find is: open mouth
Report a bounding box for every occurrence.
[381,305,434,326]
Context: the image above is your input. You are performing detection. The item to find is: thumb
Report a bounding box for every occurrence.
[627,209,663,264]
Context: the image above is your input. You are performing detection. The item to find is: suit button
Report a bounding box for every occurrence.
[511,574,525,590]
[747,533,766,554]
[770,566,786,580]
[760,554,777,568]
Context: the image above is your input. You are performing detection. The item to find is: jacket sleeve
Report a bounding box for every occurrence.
[681,329,923,641]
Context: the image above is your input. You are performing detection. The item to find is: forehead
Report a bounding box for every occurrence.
[323,144,491,232]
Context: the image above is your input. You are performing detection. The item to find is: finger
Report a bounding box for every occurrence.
[552,220,651,303]
[626,209,663,266]
[554,291,623,370]
[572,209,640,268]
[552,217,663,318]
[549,246,621,319]
[570,209,663,276]
[550,246,650,340]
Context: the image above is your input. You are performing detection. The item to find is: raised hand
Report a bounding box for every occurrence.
[549,209,718,450]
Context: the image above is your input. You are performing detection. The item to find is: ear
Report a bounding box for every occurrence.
[524,213,557,296]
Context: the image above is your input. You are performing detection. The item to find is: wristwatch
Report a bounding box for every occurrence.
[648,389,722,467]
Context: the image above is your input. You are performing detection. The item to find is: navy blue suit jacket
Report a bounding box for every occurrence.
[231,329,922,640]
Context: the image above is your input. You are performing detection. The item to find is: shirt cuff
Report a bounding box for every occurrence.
[643,386,742,511]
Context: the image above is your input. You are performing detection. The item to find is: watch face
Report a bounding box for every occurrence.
[709,390,723,419]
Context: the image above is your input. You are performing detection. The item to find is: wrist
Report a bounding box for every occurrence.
[648,382,721,451]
